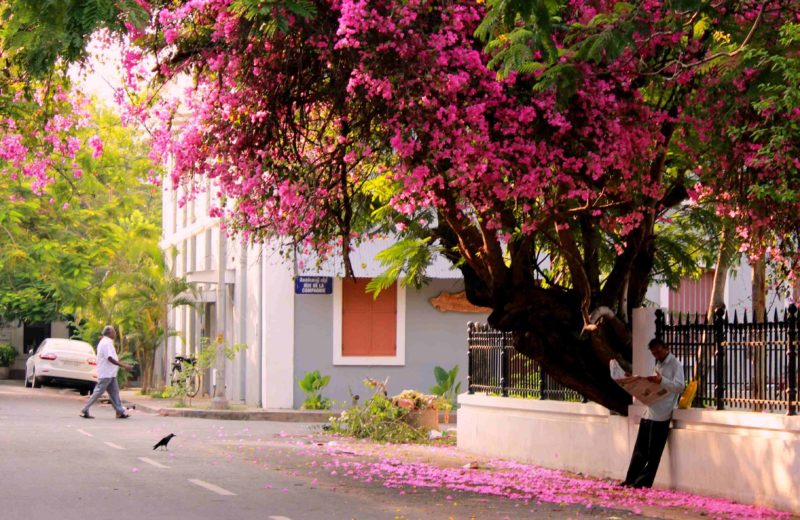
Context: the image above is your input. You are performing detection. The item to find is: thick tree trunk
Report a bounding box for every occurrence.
[447,224,636,415]
[482,283,633,415]
[137,345,155,394]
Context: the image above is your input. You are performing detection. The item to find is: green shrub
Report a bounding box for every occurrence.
[298,370,332,410]
[168,336,247,404]
[0,343,18,367]
[116,351,137,388]
[329,379,428,443]
[429,365,461,409]
[146,388,167,399]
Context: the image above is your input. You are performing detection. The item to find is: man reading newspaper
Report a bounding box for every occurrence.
[611,338,685,488]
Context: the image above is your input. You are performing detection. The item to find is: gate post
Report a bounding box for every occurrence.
[787,305,797,415]
[500,336,509,397]
[467,322,474,395]
[539,365,547,400]
[714,306,726,411]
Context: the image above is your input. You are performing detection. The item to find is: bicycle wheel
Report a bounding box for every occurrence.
[186,370,201,398]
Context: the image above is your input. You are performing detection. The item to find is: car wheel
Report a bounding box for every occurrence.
[32,371,42,388]
[24,370,32,388]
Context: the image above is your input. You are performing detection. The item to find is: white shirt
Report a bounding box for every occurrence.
[642,353,685,422]
[96,336,119,379]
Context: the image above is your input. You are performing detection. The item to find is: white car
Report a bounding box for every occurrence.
[25,338,98,394]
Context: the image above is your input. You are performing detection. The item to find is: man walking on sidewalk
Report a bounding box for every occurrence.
[80,325,133,419]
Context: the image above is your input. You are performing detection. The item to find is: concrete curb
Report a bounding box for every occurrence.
[122,399,334,422]
[122,395,457,424]
[156,408,335,422]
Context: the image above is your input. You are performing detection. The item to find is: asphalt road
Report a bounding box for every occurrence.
[0,380,645,520]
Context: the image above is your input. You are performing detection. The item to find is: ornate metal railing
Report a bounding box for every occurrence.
[656,305,799,415]
[467,304,799,415]
[467,322,584,402]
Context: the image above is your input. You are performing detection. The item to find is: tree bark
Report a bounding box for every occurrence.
[477,282,633,414]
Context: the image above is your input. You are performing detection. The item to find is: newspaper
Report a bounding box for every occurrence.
[609,360,670,406]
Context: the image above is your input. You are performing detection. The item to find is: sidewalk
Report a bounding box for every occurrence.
[120,388,457,424]
[119,389,334,422]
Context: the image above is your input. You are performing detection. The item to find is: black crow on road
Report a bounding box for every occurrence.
[153,433,176,450]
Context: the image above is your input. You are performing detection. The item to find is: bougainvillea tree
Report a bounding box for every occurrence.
[0,0,169,377]
[0,0,147,193]
[109,0,798,413]
[6,0,799,412]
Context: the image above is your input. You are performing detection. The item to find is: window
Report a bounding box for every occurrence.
[333,277,405,365]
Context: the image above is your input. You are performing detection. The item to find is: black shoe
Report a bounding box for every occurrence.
[79,411,94,419]
[116,413,131,419]
[618,481,632,488]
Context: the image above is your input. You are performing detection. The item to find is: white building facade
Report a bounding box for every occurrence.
[160,185,487,408]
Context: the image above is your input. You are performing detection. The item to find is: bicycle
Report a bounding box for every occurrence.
[171,354,201,398]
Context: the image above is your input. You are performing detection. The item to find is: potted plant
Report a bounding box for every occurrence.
[0,343,18,379]
[392,389,447,431]
[429,365,461,423]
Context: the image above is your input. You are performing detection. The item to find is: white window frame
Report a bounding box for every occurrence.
[332,277,406,366]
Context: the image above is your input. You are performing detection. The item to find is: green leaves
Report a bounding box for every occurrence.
[429,365,461,408]
[573,26,628,64]
[478,0,562,78]
[230,0,317,37]
[366,237,433,296]
[329,379,429,443]
[0,0,146,77]
[0,343,17,367]
[0,101,161,326]
[298,370,332,410]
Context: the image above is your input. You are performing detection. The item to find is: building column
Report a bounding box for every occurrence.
[632,307,658,377]
[212,226,229,409]
[263,246,295,409]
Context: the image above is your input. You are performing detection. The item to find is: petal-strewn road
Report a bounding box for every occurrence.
[0,380,789,520]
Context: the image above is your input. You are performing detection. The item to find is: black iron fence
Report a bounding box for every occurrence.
[467,322,584,402]
[467,305,800,415]
[656,305,799,415]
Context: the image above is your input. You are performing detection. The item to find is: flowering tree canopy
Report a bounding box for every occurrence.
[0,0,148,192]
[5,0,800,412]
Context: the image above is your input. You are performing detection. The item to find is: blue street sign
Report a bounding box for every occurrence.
[295,276,333,295]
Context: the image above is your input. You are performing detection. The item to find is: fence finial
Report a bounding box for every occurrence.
[655,308,665,340]
[713,305,726,411]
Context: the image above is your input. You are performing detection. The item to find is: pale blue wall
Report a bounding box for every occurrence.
[292,279,487,408]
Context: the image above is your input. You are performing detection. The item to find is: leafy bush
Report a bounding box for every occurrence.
[169,335,247,403]
[0,343,18,367]
[429,365,461,409]
[116,351,137,388]
[146,388,167,399]
[298,370,332,410]
[169,360,197,401]
[329,379,428,443]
